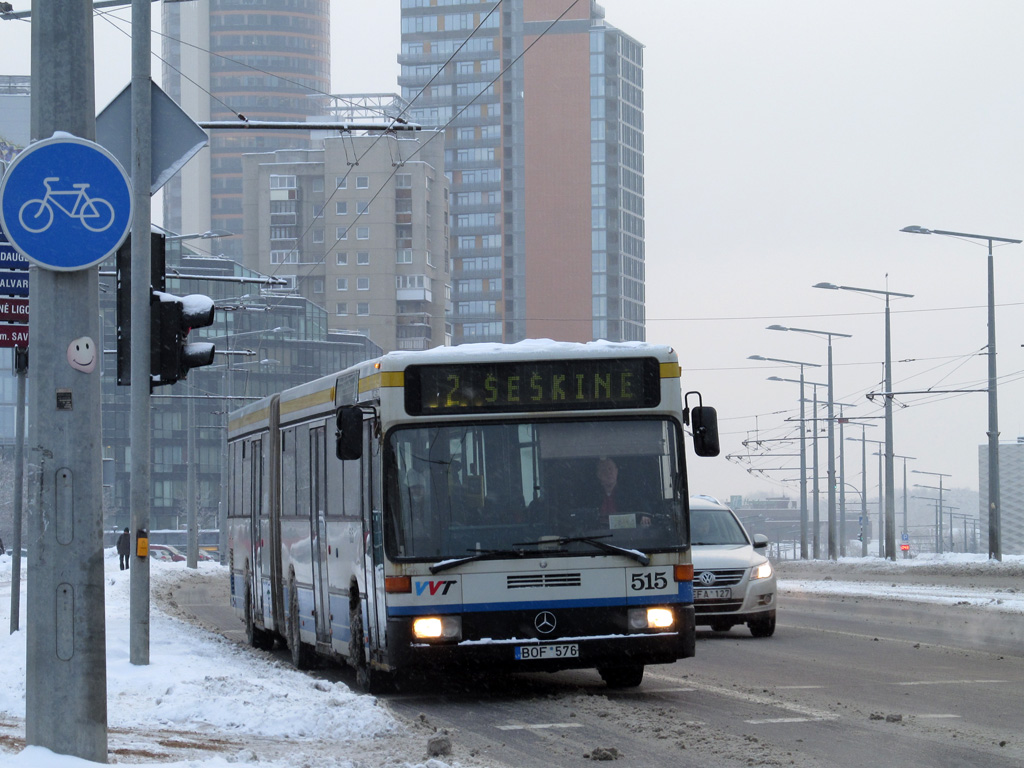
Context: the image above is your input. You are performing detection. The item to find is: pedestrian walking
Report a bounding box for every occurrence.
[116,527,131,570]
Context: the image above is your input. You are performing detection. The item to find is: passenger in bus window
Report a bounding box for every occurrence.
[404,470,439,555]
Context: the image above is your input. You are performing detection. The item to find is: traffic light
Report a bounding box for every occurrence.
[150,290,216,388]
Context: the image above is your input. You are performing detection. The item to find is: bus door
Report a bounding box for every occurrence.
[248,436,264,623]
[361,417,386,654]
[310,426,331,642]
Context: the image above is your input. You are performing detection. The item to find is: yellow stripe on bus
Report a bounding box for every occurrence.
[359,370,405,393]
[229,407,270,433]
[660,362,681,378]
[281,386,336,416]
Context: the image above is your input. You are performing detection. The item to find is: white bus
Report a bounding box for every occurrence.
[227,340,719,691]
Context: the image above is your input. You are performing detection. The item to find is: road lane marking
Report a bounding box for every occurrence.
[746,717,828,724]
[777,685,823,690]
[914,714,961,719]
[645,671,837,722]
[496,723,583,731]
[895,679,1009,686]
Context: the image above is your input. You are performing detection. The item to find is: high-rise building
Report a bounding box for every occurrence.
[398,0,644,344]
[161,0,331,259]
[241,124,451,352]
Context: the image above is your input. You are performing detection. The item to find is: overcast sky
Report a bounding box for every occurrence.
[3,1,1024,510]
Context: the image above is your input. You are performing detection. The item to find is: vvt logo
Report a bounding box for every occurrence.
[415,579,457,596]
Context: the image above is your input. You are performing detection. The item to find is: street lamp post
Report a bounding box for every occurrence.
[814,281,913,561]
[768,375,826,557]
[751,355,822,560]
[768,325,851,560]
[901,226,1022,561]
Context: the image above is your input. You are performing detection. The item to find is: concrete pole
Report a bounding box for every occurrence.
[985,239,1001,561]
[25,1,108,760]
[838,411,846,557]
[798,368,808,560]
[129,0,153,665]
[883,294,896,561]
[826,340,837,560]
[811,387,820,559]
[860,427,867,557]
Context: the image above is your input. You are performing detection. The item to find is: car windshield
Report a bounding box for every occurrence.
[690,507,749,546]
[385,418,685,561]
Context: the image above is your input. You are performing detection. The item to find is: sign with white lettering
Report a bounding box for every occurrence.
[0,270,29,297]
[0,298,29,324]
[0,324,29,348]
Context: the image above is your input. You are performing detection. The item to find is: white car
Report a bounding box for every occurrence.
[689,495,776,637]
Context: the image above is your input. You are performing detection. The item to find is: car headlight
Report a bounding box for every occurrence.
[628,607,674,631]
[752,561,773,580]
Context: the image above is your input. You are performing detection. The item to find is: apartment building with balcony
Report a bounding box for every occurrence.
[241,128,450,352]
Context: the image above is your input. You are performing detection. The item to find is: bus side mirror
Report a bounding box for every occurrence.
[336,406,363,461]
[691,406,720,457]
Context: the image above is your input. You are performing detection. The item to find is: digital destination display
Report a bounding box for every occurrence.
[404,357,662,415]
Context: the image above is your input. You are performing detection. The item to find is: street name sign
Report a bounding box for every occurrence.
[0,135,133,271]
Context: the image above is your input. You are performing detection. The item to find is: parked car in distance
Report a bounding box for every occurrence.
[689,495,776,637]
[148,544,187,562]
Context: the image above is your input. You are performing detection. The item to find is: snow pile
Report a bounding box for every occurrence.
[0,550,469,768]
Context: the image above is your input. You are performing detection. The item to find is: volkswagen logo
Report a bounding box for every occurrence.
[534,611,557,634]
[697,571,717,586]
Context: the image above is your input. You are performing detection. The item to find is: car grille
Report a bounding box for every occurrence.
[693,568,746,587]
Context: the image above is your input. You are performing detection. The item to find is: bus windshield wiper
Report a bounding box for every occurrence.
[514,535,650,566]
[429,545,563,574]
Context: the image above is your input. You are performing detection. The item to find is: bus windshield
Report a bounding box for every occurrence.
[385,418,685,562]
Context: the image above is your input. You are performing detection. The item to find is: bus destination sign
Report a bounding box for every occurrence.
[405,357,662,415]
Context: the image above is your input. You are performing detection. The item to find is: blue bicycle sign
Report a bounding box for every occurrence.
[19,177,116,234]
[0,135,133,271]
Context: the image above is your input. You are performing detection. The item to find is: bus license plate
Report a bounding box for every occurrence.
[515,643,579,661]
[694,588,732,600]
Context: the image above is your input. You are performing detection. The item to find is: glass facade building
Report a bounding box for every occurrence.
[399,0,644,343]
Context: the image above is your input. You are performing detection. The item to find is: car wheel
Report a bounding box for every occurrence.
[598,664,644,688]
[748,613,776,638]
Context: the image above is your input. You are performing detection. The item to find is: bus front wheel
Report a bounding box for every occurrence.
[598,663,644,688]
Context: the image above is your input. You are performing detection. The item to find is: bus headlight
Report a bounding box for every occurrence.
[752,561,773,580]
[412,615,462,641]
[628,607,674,631]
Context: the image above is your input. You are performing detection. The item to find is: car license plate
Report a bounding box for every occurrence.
[694,587,732,600]
[515,643,579,661]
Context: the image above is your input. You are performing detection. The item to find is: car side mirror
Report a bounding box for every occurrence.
[752,533,769,549]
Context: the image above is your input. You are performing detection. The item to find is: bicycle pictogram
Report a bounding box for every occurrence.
[18,176,116,234]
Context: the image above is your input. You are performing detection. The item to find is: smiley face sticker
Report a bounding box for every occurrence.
[67,336,97,374]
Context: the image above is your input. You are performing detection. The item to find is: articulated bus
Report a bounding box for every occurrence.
[227,340,719,691]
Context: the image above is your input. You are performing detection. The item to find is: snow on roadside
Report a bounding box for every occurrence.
[0,550,473,768]
[777,552,1024,614]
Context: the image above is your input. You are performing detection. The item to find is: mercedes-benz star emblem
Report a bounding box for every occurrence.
[534,611,556,634]
[697,571,717,586]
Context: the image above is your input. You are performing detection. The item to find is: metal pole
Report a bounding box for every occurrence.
[826,339,837,560]
[986,238,1001,560]
[883,293,896,561]
[877,450,883,557]
[187,379,198,569]
[129,0,153,664]
[9,351,25,633]
[799,367,808,559]
[811,387,820,558]
[902,458,909,557]
[938,477,944,554]
[839,412,846,557]
[860,427,867,557]
[25,1,108,760]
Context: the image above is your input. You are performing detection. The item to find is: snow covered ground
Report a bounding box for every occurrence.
[0,548,1020,767]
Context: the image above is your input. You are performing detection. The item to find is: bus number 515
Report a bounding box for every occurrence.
[631,571,668,591]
